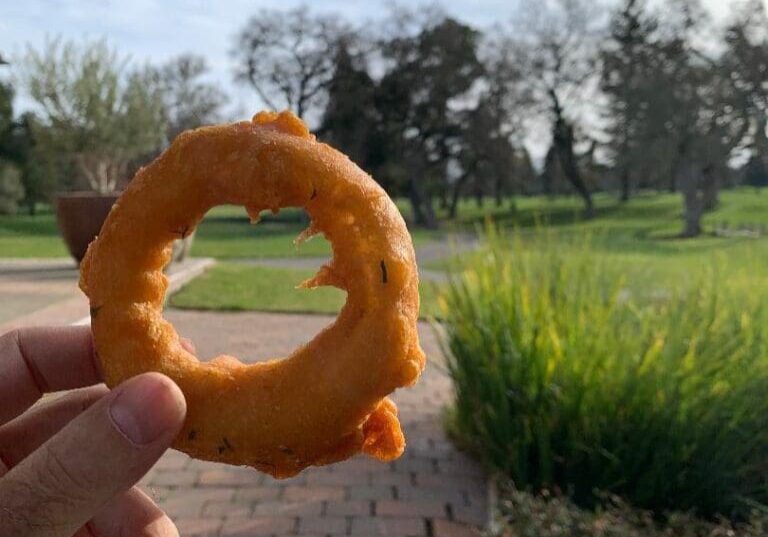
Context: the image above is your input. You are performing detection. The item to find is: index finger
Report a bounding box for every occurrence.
[0,325,101,426]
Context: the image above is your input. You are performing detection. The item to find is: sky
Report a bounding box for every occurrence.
[0,0,761,161]
[0,0,521,116]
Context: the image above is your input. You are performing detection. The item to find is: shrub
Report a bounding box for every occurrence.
[440,229,768,516]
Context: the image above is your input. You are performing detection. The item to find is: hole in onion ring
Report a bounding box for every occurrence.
[167,204,345,364]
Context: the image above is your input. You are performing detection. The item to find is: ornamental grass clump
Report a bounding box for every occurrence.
[440,228,768,517]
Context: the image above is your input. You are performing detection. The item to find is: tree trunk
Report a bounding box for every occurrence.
[619,168,630,202]
[449,173,470,219]
[554,122,593,218]
[409,178,437,229]
[701,167,719,212]
[549,92,593,218]
[439,189,449,210]
[678,161,703,238]
[682,192,703,237]
[494,173,504,206]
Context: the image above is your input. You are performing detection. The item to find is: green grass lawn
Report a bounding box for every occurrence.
[0,208,68,257]
[427,189,768,288]
[190,205,436,259]
[0,204,435,259]
[4,189,767,261]
[170,262,442,318]
[5,188,768,316]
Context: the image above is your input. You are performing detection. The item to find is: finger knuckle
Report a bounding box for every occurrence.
[37,442,93,503]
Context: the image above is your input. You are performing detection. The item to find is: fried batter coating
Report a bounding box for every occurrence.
[79,111,425,478]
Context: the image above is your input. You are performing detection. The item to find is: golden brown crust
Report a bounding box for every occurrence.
[79,111,426,478]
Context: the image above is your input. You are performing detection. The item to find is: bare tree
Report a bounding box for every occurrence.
[448,33,531,216]
[161,54,226,141]
[231,6,348,120]
[511,0,603,218]
[722,0,768,180]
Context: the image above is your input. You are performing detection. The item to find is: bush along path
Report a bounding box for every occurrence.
[139,310,488,537]
[440,228,768,521]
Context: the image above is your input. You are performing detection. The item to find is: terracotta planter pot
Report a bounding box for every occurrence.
[56,192,120,263]
[55,191,197,265]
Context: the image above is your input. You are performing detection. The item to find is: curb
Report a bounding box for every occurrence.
[71,257,216,326]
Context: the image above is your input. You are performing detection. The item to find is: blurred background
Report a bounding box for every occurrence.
[2,1,768,536]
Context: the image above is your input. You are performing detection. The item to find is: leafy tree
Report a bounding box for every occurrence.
[453,98,516,216]
[0,160,23,215]
[0,81,11,142]
[450,33,530,213]
[318,41,378,170]
[376,15,484,227]
[721,0,768,187]
[6,113,60,215]
[744,154,768,188]
[161,54,226,141]
[0,80,25,214]
[19,38,166,193]
[601,0,658,201]
[646,1,748,236]
[514,147,538,195]
[232,7,346,119]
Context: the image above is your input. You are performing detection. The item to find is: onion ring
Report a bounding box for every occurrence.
[79,111,426,478]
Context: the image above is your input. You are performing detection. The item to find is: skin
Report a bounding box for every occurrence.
[0,326,187,537]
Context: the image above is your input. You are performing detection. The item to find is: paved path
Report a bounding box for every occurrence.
[0,249,489,536]
[136,310,487,537]
[0,258,213,333]
[227,235,478,284]
[0,259,79,326]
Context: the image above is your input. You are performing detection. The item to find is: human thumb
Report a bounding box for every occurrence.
[0,372,186,537]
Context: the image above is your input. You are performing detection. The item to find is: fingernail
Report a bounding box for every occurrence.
[109,373,185,445]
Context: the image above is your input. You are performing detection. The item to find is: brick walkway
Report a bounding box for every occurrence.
[137,310,488,537]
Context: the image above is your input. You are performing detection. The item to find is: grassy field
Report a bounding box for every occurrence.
[0,208,69,257]
[190,205,437,258]
[170,262,442,318]
[0,204,436,259]
[4,189,765,260]
[5,189,767,317]
[431,190,768,290]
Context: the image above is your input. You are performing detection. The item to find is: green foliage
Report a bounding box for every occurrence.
[19,38,166,193]
[0,160,24,215]
[320,43,378,171]
[0,81,12,138]
[0,206,67,256]
[497,487,768,537]
[440,227,768,516]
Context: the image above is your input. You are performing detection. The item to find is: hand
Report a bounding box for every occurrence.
[0,326,187,537]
